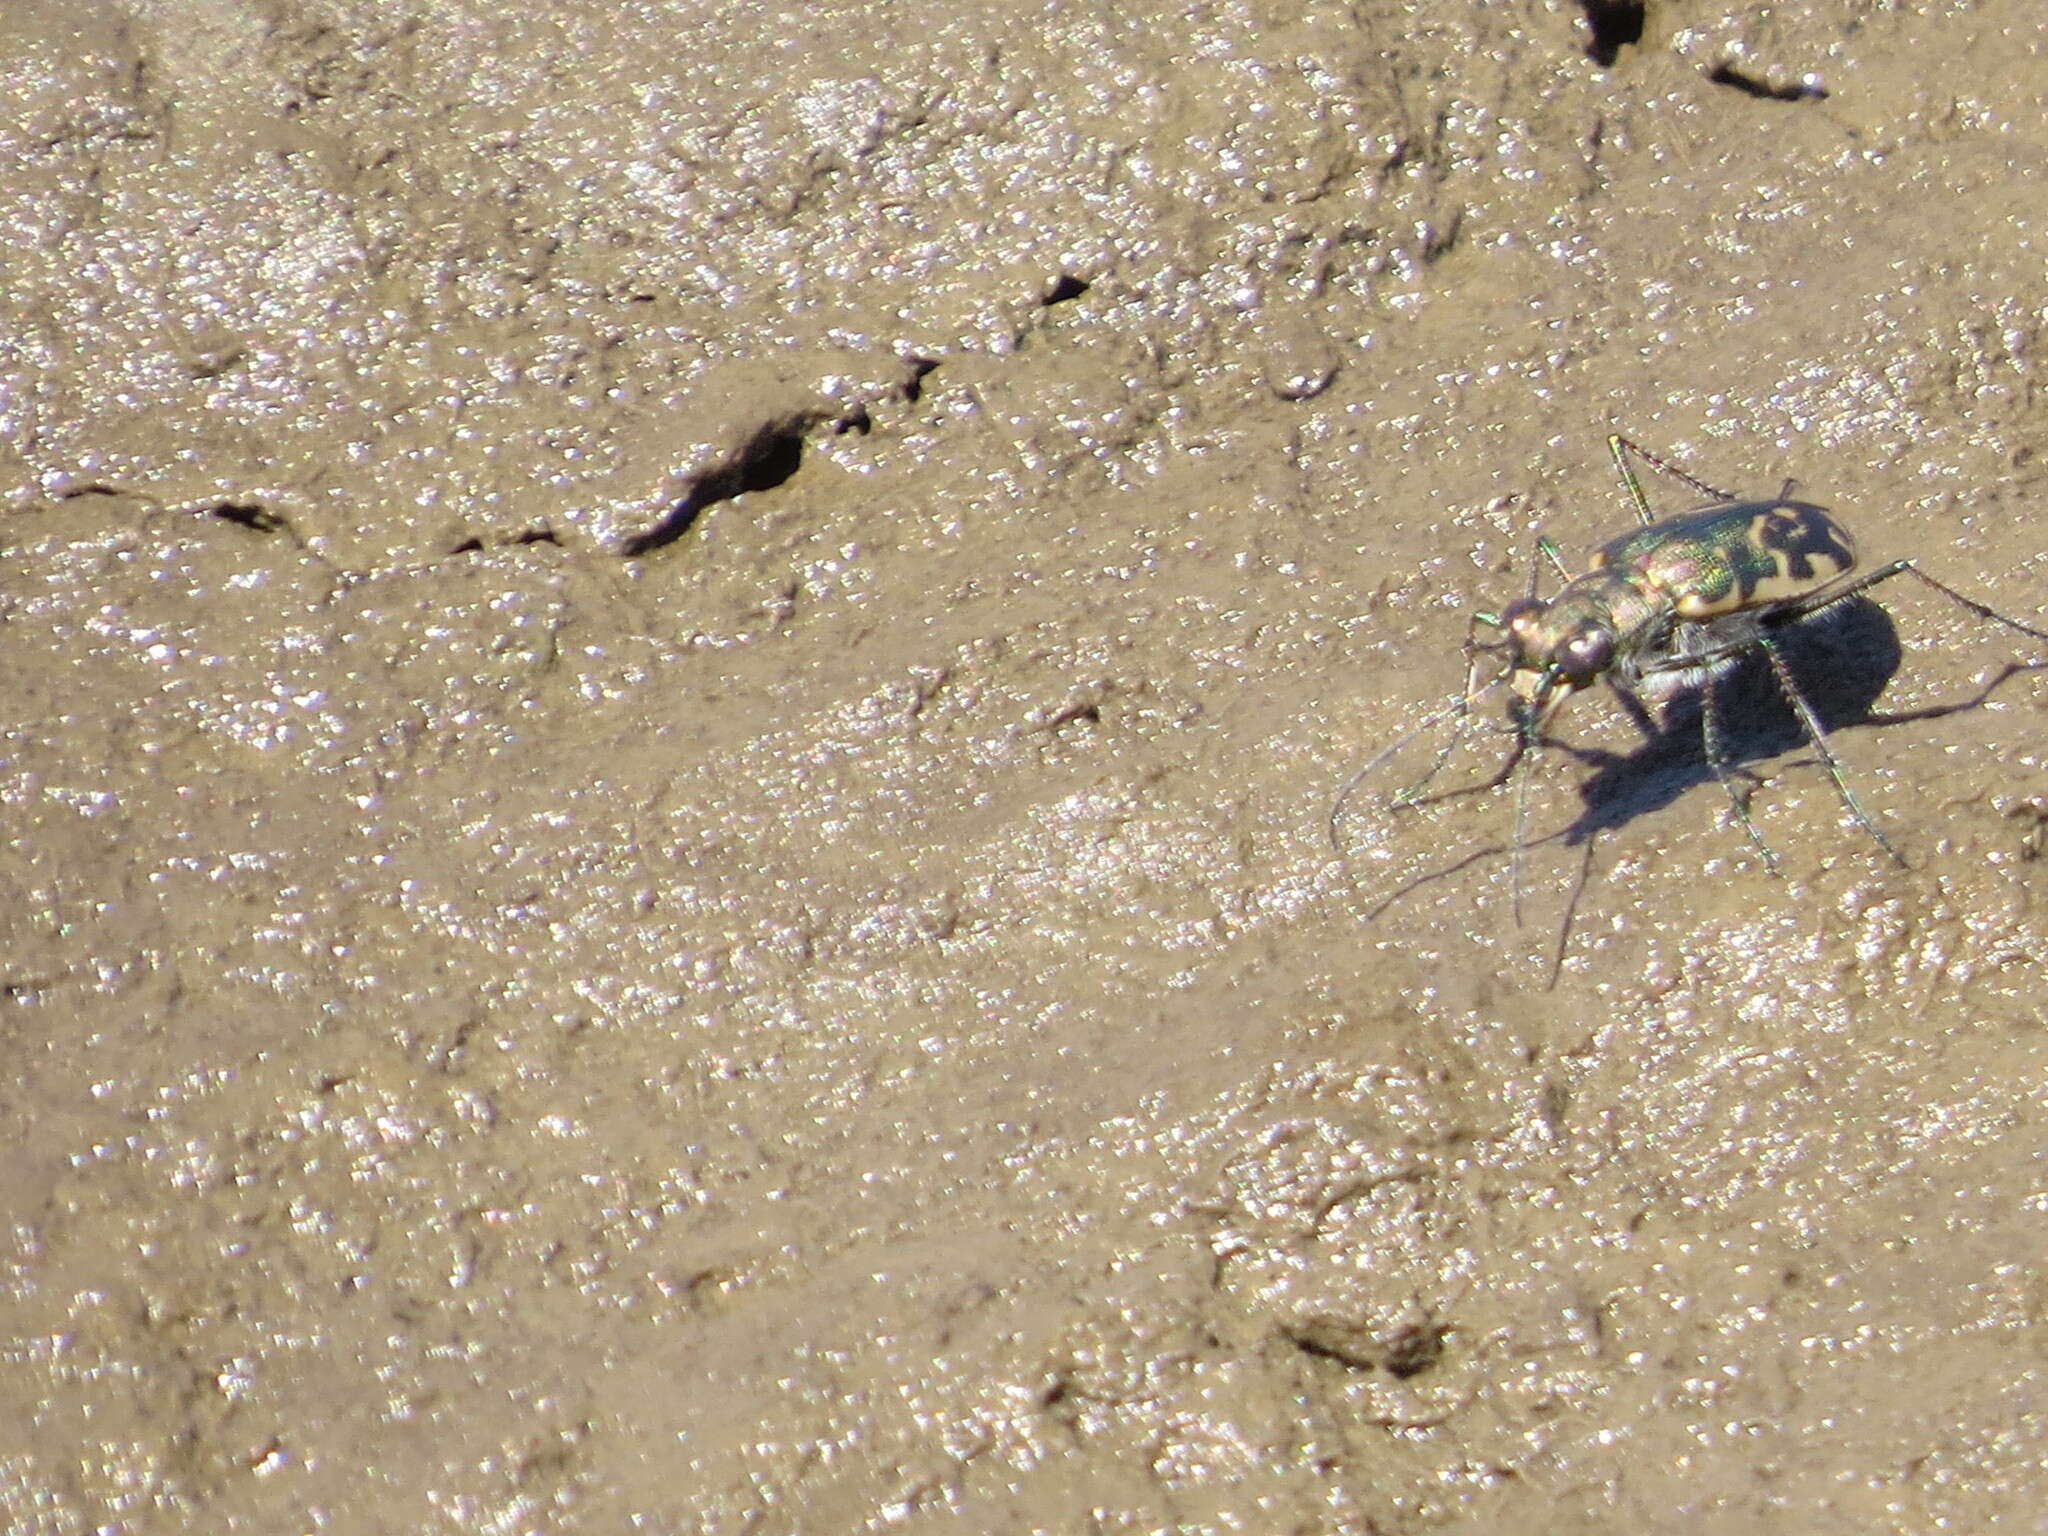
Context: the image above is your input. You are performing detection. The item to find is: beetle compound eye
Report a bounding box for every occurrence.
[1562,628,1614,680]
[1497,598,1551,658]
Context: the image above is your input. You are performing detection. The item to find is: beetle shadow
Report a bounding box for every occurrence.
[1348,607,1899,921]
[1554,593,2041,849]
[1553,597,1897,846]
[1345,594,2046,969]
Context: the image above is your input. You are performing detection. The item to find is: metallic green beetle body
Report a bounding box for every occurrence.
[1597,499,1857,620]
[1504,497,1860,727]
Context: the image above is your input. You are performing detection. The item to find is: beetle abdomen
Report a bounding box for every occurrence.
[1592,500,1858,621]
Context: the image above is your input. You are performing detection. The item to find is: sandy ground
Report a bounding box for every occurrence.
[7,1,2048,1530]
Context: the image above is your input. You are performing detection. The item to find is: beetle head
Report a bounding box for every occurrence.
[1498,596,1616,728]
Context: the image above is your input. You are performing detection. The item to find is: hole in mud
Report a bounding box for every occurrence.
[1707,62,1827,101]
[452,528,558,555]
[1042,273,1090,306]
[622,419,808,557]
[1283,1319,1445,1377]
[903,356,939,404]
[1043,699,1102,734]
[1580,1,1645,67]
[1382,1322,1445,1380]
[1288,1331,1373,1372]
[211,502,285,534]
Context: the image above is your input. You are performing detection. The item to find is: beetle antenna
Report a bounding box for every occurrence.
[1608,432,1732,507]
[1329,676,1506,853]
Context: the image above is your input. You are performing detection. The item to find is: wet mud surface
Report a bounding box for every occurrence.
[7,1,2048,1530]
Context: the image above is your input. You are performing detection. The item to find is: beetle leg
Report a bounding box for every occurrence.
[1696,662,1781,875]
[1755,632,1904,865]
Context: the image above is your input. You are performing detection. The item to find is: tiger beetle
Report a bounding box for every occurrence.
[1331,434,2048,915]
